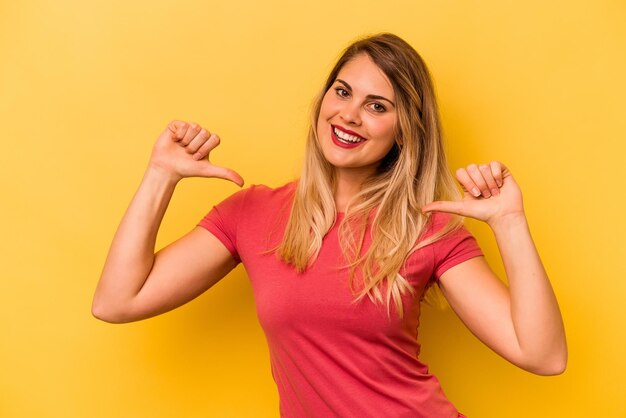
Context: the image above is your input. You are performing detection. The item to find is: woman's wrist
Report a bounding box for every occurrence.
[145,163,182,187]
[487,211,529,233]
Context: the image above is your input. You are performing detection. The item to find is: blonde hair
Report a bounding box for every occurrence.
[277,33,461,316]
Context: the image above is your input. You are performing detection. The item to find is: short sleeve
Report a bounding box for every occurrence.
[197,188,248,263]
[429,214,484,279]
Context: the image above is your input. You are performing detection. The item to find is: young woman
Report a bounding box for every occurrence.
[92,33,567,417]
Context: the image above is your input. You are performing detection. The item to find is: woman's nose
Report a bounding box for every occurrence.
[339,103,361,125]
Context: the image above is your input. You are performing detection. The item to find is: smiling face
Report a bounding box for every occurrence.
[316,53,398,179]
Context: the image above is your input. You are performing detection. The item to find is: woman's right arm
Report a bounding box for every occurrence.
[91,120,244,323]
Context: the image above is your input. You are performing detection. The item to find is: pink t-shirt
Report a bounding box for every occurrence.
[198,182,482,418]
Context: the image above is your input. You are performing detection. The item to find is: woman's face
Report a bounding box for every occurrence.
[316,53,398,178]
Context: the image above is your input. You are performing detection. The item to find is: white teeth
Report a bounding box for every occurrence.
[333,127,363,143]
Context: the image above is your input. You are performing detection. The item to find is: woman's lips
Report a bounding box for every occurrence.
[330,125,366,149]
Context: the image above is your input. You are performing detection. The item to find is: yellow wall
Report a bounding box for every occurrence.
[1,1,624,417]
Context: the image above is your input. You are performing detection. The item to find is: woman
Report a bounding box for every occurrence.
[92,33,567,417]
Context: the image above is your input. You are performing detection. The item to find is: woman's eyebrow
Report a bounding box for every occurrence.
[335,78,395,107]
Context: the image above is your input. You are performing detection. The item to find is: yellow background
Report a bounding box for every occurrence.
[1,0,624,417]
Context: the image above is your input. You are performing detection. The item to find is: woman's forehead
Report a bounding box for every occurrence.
[335,54,395,99]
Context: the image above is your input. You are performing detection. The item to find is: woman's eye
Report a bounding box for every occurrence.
[335,88,349,98]
[370,103,386,113]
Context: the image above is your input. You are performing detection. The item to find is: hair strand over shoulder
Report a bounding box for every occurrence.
[277,33,462,317]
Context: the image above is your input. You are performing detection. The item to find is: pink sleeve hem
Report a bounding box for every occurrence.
[197,217,241,263]
[434,249,483,280]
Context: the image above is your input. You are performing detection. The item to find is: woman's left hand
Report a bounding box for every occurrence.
[422,161,525,226]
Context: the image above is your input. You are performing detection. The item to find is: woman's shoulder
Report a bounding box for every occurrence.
[205,181,296,227]
[244,180,296,201]
[246,180,296,195]
[236,180,297,212]
[422,212,461,237]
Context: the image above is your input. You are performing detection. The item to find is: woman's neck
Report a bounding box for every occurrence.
[334,168,373,212]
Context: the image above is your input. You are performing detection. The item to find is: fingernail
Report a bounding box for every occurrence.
[483,191,491,198]
[471,187,481,197]
[491,188,500,196]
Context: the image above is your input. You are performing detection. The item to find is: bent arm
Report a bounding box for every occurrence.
[492,214,566,373]
[92,167,237,323]
[92,121,243,323]
[439,216,567,375]
[424,162,567,375]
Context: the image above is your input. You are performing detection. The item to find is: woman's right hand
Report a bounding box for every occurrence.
[148,120,244,186]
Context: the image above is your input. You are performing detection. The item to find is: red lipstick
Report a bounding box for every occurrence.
[330,125,366,149]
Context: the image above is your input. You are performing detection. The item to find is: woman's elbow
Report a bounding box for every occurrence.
[92,304,119,323]
[522,349,568,376]
[91,298,133,324]
[531,358,567,376]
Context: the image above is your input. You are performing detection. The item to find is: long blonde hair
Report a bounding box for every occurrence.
[277,33,461,316]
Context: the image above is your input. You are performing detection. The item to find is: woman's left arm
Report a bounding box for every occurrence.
[422,162,567,375]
